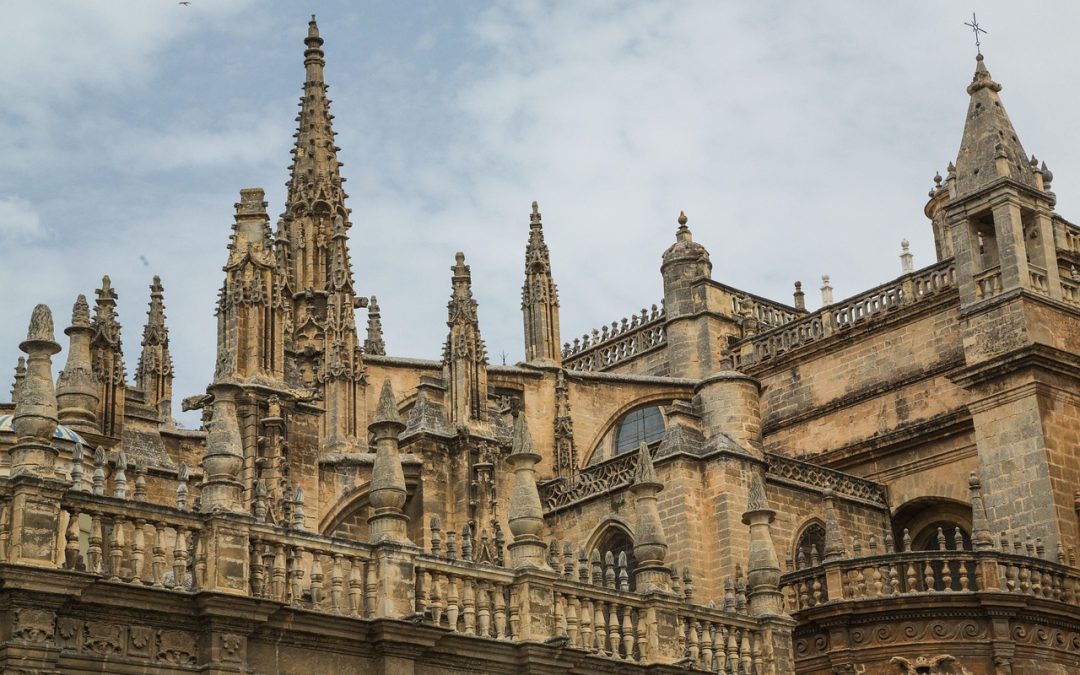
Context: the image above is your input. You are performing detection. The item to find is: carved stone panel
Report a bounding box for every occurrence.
[157,629,197,667]
[12,608,55,644]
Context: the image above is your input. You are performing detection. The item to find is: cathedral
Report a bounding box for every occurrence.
[2,16,1079,675]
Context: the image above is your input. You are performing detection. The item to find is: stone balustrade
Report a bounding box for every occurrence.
[780,529,1080,614]
[562,303,666,372]
[0,476,791,672]
[733,260,957,368]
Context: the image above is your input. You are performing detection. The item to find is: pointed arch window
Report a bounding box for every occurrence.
[614,406,664,455]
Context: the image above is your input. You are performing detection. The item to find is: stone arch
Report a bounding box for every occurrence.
[792,518,827,569]
[891,497,972,551]
[320,477,423,544]
[580,392,685,467]
[585,518,638,590]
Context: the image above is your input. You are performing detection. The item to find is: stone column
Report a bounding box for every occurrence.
[506,414,549,570]
[630,442,670,593]
[201,384,245,513]
[368,379,410,544]
[11,304,62,477]
[56,295,99,434]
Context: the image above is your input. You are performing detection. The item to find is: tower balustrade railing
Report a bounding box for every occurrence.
[779,534,1080,614]
[732,259,957,368]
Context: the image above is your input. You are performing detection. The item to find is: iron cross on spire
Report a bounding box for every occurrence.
[964,13,988,55]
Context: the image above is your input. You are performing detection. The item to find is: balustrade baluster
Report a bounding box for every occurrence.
[607,602,620,657]
[446,575,460,631]
[565,594,579,646]
[687,619,699,666]
[741,629,753,674]
[726,626,738,674]
[701,622,714,672]
[579,598,593,650]
[941,554,953,592]
[172,528,189,590]
[477,583,492,637]
[490,583,506,638]
[152,522,167,588]
[310,553,324,608]
[923,558,935,593]
[636,612,647,662]
[364,560,378,618]
[250,539,266,598]
[331,554,344,614]
[109,516,125,581]
[271,545,286,600]
[64,508,81,570]
[463,578,476,635]
[349,557,363,616]
[131,518,146,584]
[621,605,634,659]
[193,530,207,590]
[593,600,607,654]
[429,574,445,626]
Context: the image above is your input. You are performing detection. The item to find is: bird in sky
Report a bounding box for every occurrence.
[179,1,190,5]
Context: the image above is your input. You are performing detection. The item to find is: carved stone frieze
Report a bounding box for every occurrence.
[157,629,197,666]
[221,633,245,661]
[83,621,123,656]
[849,620,987,647]
[12,608,55,644]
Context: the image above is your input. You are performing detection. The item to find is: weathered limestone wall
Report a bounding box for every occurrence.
[757,302,966,463]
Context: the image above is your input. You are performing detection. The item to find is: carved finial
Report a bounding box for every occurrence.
[632,441,659,486]
[72,295,91,328]
[372,378,403,427]
[506,413,547,569]
[677,211,688,227]
[820,275,834,306]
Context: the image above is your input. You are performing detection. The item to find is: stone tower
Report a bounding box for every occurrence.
[941,54,1076,553]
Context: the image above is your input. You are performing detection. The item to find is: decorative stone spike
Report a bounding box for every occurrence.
[820,275,834,306]
[968,472,994,550]
[902,529,912,553]
[292,487,305,530]
[253,479,268,522]
[92,446,106,496]
[506,414,548,569]
[363,295,386,356]
[590,550,602,586]
[742,471,783,615]
[429,515,442,556]
[461,525,474,562]
[113,450,128,499]
[367,379,409,543]
[133,462,147,501]
[10,356,26,401]
[630,442,669,592]
[900,239,914,273]
[604,551,616,589]
[176,463,189,510]
[682,568,694,602]
[617,551,629,592]
[11,304,62,476]
[70,443,86,490]
[446,531,458,560]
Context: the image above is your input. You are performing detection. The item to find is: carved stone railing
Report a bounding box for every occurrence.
[60,491,206,590]
[0,475,794,673]
[540,448,643,512]
[780,532,1080,614]
[724,291,802,329]
[764,453,888,508]
[1029,264,1050,295]
[734,260,957,368]
[1062,277,1080,306]
[974,265,1003,300]
[563,304,666,372]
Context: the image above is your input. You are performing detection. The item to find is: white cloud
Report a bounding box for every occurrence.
[0,196,45,243]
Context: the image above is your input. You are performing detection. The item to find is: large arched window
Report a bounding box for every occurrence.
[614,406,664,454]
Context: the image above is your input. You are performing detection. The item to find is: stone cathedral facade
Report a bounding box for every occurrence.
[1,17,1079,675]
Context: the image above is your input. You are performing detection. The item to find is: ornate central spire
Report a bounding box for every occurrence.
[285,15,347,213]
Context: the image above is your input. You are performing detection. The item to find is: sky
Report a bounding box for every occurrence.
[1,1,1078,427]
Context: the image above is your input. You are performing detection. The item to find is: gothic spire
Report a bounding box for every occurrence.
[521,200,561,364]
[285,14,346,211]
[136,276,174,420]
[91,275,126,437]
[443,252,488,424]
[952,54,1039,199]
[364,295,386,356]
